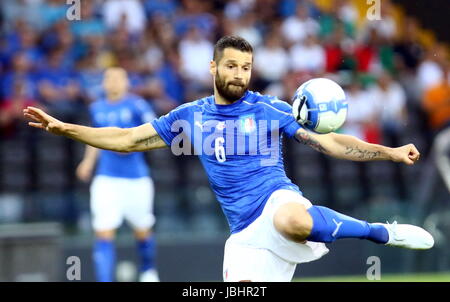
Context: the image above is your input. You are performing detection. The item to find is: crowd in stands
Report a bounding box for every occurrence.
[0,0,449,211]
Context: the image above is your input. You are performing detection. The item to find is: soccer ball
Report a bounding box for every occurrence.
[292,78,348,134]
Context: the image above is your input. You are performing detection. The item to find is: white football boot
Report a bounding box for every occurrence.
[139,269,160,282]
[374,221,434,250]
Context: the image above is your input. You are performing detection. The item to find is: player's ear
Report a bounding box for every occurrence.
[210,60,217,76]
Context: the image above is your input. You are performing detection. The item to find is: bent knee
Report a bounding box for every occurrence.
[273,203,312,242]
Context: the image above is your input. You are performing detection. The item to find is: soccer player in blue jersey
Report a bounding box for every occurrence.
[75,68,159,282]
[24,36,433,282]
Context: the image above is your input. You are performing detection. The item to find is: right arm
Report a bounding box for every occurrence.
[23,106,167,152]
[76,145,99,182]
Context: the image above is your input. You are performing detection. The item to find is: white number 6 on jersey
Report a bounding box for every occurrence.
[214,137,226,163]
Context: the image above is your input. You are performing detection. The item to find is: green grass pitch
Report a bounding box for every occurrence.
[293,272,450,282]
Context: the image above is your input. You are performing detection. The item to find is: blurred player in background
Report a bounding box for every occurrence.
[76,67,159,282]
[24,36,433,282]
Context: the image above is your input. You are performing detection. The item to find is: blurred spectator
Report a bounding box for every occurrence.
[1,52,37,100]
[0,0,44,32]
[36,48,82,118]
[319,3,354,40]
[37,0,67,31]
[108,20,138,54]
[278,0,298,18]
[144,0,179,20]
[153,50,186,108]
[224,0,249,20]
[76,37,114,103]
[281,3,319,46]
[394,17,424,72]
[422,63,450,133]
[264,70,303,103]
[142,32,164,75]
[368,72,407,146]
[103,0,147,35]
[354,28,383,74]
[2,23,43,68]
[289,34,326,74]
[145,13,177,51]
[341,80,381,144]
[41,21,81,71]
[278,0,321,19]
[178,26,213,97]
[0,80,38,138]
[254,31,289,86]
[323,27,345,73]
[231,12,262,48]
[174,0,217,39]
[336,0,358,26]
[114,49,146,93]
[71,0,106,39]
[417,43,448,93]
[248,0,278,34]
[362,0,397,41]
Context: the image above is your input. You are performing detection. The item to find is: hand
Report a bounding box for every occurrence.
[23,106,66,135]
[76,160,94,182]
[390,144,420,165]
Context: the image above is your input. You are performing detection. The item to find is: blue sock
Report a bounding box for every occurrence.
[306,206,389,244]
[137,235,156,272]
[93,239,116,282]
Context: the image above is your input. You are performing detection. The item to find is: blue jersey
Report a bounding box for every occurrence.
[151,90,303,233]
[90,94,156,178]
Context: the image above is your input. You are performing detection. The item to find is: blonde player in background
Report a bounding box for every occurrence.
[76,68,159,282]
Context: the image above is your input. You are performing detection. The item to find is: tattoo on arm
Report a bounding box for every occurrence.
[136,135,163,147]
[296,131,329,154]
[345,146,381,160]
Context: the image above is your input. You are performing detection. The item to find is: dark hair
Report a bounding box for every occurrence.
[213,35,253,63]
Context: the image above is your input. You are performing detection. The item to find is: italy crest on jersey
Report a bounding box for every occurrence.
[239,114,256,134]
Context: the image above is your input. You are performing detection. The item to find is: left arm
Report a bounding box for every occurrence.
[295,128,420,165]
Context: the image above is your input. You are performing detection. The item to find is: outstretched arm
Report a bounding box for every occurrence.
[23,106,167,152]
[294,128,420,165]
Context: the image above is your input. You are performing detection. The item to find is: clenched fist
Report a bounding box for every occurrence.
[390,144,421,165]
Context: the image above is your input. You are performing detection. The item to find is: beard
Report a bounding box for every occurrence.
[215,71,249,102]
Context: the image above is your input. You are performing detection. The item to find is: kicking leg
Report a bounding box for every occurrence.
[274,203,434,249]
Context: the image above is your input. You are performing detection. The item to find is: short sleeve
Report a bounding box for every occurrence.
[151,103,192,146]
[265,97,302,139]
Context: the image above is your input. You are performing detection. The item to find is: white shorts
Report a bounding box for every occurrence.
[90,175,155,231]
[223,189,329,282]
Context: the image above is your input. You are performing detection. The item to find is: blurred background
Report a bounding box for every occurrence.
[0,0,449,282]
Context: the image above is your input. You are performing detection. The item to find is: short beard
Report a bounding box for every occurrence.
[215,71,248,102]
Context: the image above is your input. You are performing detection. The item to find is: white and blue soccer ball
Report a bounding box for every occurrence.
[292,78,348,134]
